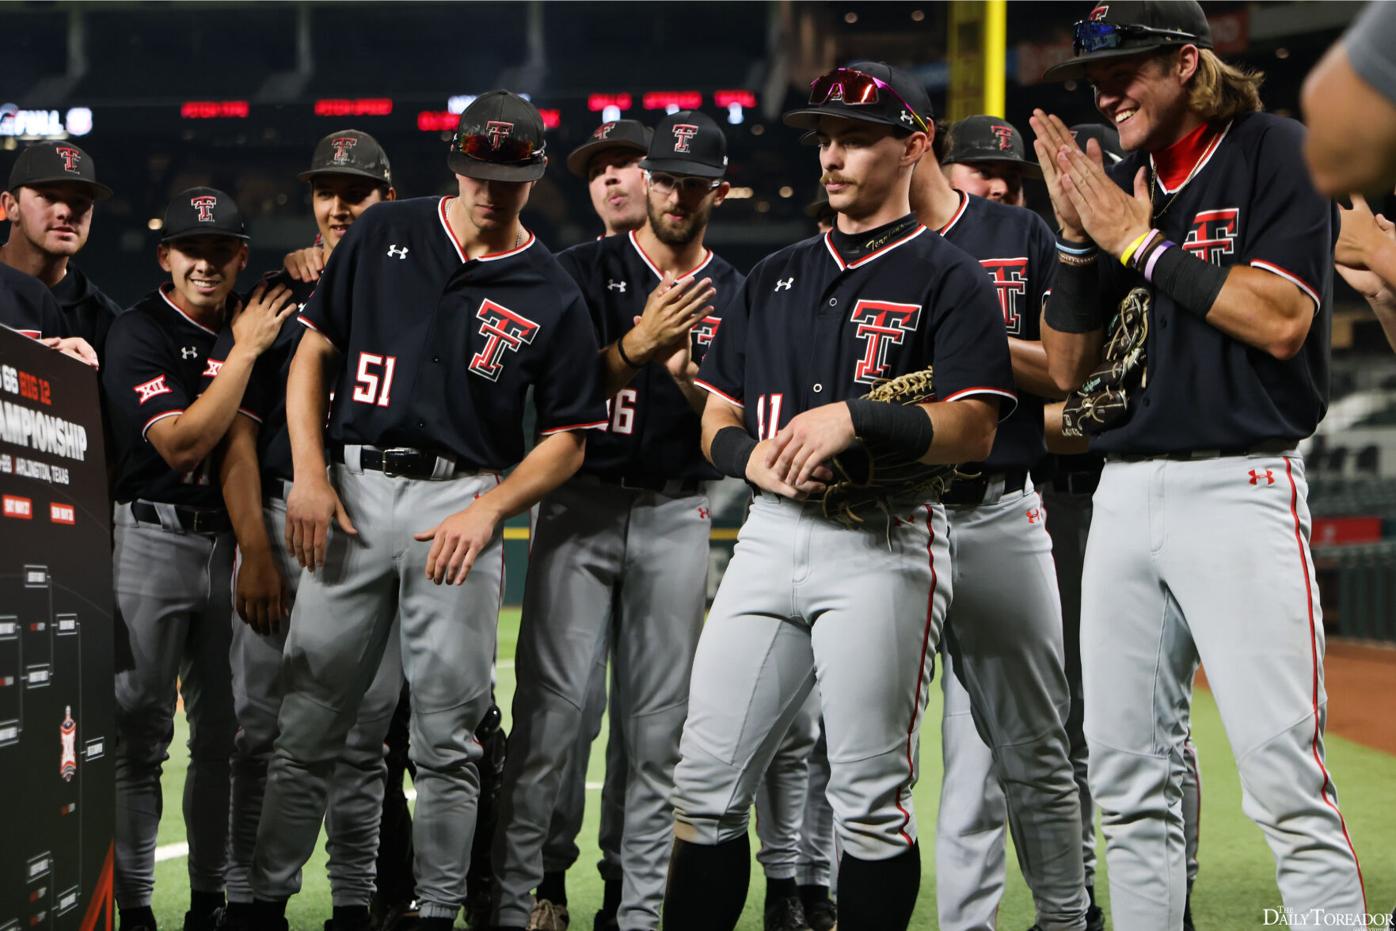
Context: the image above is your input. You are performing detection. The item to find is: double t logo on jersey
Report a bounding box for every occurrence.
[850,299,922,384]
[470,299,541,382]
[979,258,1028,335]
[693,316,721,348]
[1183,208,1239,265]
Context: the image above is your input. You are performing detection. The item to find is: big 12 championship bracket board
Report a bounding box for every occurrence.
[0,326,114,930]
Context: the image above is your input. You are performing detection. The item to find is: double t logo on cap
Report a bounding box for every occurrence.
[330,136,358,164]
[54,146,82,172]
[671,124,700,154]
[486,121,515,150]
[191,194,218,223]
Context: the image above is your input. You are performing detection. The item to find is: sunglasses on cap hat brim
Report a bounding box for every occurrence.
[807,68,929,134]
[449,131,547,182]
[1071,20,1203,57]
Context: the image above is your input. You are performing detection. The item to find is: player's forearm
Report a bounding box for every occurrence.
[149,349,257,473]
[1043,401,1090,455]
[1203,266,1314,360]
[600,341,641,396]
[1041,320,1104,393]
[473,430,586,522]
[1008,338,1066,400]
[1362,238,1396,296]
[218,417,274,556]
[700,394,747,463]
[922,398,997,465]
[669,365,708,414]
[286,332,335,485]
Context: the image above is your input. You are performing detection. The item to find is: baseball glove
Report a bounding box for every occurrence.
[1061,286,1151,438]
[820,366,962,530]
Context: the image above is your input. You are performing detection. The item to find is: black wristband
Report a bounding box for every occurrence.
[710,426,757,479]
[846,398,935,459]
[1147,245,1228,320]
[1043,260,1106,333]
[615,332,642,368]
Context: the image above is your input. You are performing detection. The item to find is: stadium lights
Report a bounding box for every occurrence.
[588,93,633,113]
[314,98,392,117]
[181,100,249,119]
[643,91,702,111]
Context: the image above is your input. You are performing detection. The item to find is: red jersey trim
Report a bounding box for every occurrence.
[1150,121,1231,195]
[14,328,42,339]
[824,224,929,271]
[943,385,1019,420]
[1250,260,1321,313]
[438,196,537,262]
[236,407,263,424]
[936,191,970,237]
[539,419,610,435]
[158,284,221,336]
[627,229,714,280]
[694,377,744,408]
[141,409,182,440]
[1283,458,1367,908]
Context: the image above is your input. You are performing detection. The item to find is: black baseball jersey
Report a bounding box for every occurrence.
[938,191,1057,471]
[1083,112,1336,455]
[50,264,123,359]
[203,270,316,483]
[697,217,1016,445]
[557,231,744,483]
[102,284,227,507]
[299,196,608,470]
[0,262,67,339]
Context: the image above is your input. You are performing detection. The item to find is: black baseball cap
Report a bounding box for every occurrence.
[448,90,548,183]
[299,129,393,186]
[784,61,932,135]
[640,111,728,179]
[943,115,1043,180]
[567,120,652,178]
[1070,123,1126,164]
[1044,1,1214,82]
[160,186,249,243]
[8,141,112,199]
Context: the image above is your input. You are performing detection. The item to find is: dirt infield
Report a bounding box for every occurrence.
[1199,638,1396,755]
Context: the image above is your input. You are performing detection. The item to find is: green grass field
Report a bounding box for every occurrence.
[150,608,1396,929]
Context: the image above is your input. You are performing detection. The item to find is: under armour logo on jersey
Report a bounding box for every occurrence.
[607,279,627,293]
[133,375,172,404]
[980,258,1029,335]
[694,315,721,348]
[470,299,541,382]
[55,145,82,172]
[181,346,199,360]
[203,358,223,378]
[1183,208,1239,266]
[774,277,794,292]
[849,299,923,384]
[671,123,700,154]
[991,124,1015,151]
[1248,469,1276,486]
[330,136,358,164]
[486,121,514,150]
[190,194,217,223]
[387,244,409,259]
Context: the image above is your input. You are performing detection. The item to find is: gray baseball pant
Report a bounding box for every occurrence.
[494,477,710,929]
[795,718,838,892]
[754,689,822,880]
[227,497,404,906]
[672,494,949,865]
[937,484,1089,931]
[112,503,237,908]
[251,463,503,923]
[1083,455,1367,931]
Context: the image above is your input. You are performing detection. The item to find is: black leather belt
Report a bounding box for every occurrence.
[262,475,293,503]
[942,468,1028,507]
[129,500,231,534]
[1107,439,1293,463]
[1049,470,1101,496]
[584,474,703,496]
[332,445,463,480]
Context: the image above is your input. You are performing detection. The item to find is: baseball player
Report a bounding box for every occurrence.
[0,141,122,358]
[1033,2,1366,927]
[209,130,406,931]
[940,115,1042,208]
[520,118,656,931]
[101,187,294,931]
[247,90,607,931]
[664,62,1015,931]
[491,108,737,931]
[909,116,1092,931]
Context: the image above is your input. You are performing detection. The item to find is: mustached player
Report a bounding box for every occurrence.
[664,62,1015,931]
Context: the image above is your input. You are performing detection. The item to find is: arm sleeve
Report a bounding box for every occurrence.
[1345,0,1396,106]
[101,315,192,441]
[930,257,1018,417]
[297,224,360,348]
[694,270,753,408]
[533,293,611,435]
[1242,119,1335,312]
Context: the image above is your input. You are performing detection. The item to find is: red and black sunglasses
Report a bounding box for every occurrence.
[808,68,930,133]
[452,130,546,165]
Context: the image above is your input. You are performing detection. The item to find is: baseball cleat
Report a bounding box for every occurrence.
[764,895,812,931]
[803,895,837,931]
[528,898,570,931]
